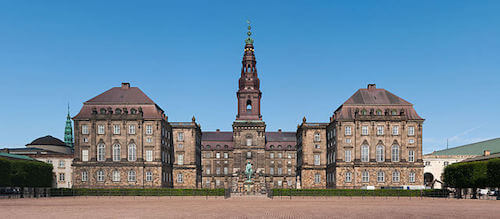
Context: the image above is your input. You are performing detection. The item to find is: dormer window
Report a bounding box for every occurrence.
[361,109,367,115]
[100,108,106,114]
[391,110,397,115]
[376,110,382,115]
[130,108,137,114]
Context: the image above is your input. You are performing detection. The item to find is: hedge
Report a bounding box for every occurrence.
[271,189,449,197]
[50,188,226,196]
[0,158,53,187]
[443,158,498,189]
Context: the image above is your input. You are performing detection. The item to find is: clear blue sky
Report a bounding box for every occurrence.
[1,1,499,154]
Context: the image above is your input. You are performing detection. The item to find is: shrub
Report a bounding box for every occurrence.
[0,157,52,187]
[50,188,226,197]
[271,189,446,197]
[487,158,500,188]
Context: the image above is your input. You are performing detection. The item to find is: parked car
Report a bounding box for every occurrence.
[488,190,499,196]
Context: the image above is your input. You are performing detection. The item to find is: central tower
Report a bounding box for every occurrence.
[236,21,262,121]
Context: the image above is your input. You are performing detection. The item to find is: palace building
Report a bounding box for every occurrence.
[71,23,424,190]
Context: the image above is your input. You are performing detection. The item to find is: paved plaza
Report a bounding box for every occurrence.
[1,196,499,218]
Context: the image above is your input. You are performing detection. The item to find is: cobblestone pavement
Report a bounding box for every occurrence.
[1,196,499,218]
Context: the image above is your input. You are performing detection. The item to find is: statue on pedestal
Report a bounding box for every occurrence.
[245,161,253,182]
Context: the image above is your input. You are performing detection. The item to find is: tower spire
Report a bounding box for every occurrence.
[245,20,254,44]
[64,103,74,148]
[236,20,262,120]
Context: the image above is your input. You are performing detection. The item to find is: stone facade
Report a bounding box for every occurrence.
[72,83,174,188]
[326,84,425,189]
[171,120,202,188]
[297,121,328,189]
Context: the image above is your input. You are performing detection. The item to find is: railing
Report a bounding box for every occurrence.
[0,187,51,199]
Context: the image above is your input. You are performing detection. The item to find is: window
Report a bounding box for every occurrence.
[97,143,105,161]
[270,167,274,175]
[146,137,152,143]
[377,126,384,135]
[246,137,252,146]
[47,159,52,164]
[216,180,221,187]
[59,173,65,181]
[146,150,153,162]
[362,171,369,182]
[146,125,153,135]
[288,168,292,175]
[425,161,431,166]
[314,133,321,142]
[81,149,89,162]
[129,125,136,134]
[82,125,89,134]
[98,125,105,134]
[128,143,137,161]
[392,171,400,182]
[216,167,221,175]
[206,167,211,174]
[361,145,369,162]
[83,137,88,143]
[97,170,104,182]
[205,152,211,158]
[246,151,252,158]
[409,172,415,183]
[345,172,352,182]
[287,153,292,159]
[58,160,65,167]
[391,145,400,162]
[128,170,136,182]
[146,172,153,182]
[392,126,399,135]
[112,171,120,182]
[314,154,320,165]
[408,126,415,136]
[409,139,415,144]
[270,153,274,159]
[361,126,368,135]
[376,110,382,115]
[376,145,384,162]
[278,167,282,175]
[345,150,351,162]
[314,174,321,184]
[377,171,385,182]
[345,126,352,136]
[278,153,282,159]
[177,132,184,141]
[216,152,220,159]
[223,152,228,159]
[113,125,120,134]
[315,144,321,149]
[408,150,415,162]
[81,171,88,182]
[345,138,351,144]
[178,143,183,149]
[178,154,184,165]
[391,110,398,115]
[444,161,449,166]
[223,167,228,175]
[113,144,121,161]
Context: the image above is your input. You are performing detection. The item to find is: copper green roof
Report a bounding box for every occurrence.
[429,138,500,156]
[0,152,37,161]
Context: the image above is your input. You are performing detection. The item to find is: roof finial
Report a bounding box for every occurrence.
[245,20,254,44]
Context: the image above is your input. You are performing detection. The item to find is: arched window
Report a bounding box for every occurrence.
[391,144,400,162]
[128,170,136,182]
[115,108,122,114]
[206,145,211,149]
[361,145,369,162]
[246,100,252,112]
[246,137,252,146]
[287,145,292,149]
[392,171,400,182]
[130,108,137,114]
[100,108,106,114]
[97,143,105,161]
[376,145,384,162]
[278,145,282,149]
[314,133,321,142]
[362,170,369,182]
[128,143,137,161]
[270,145,274,149]
[216,145,221,149]
[97,170,104,181]
[112,144,121,161]
[224,145,228,149]
[377,171,385,182]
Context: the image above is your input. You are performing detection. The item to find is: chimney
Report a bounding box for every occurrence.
[484,150,491,156]
[367,84,376,90]
[278,129,282,133]
[216,129,220,132]
[121,82,130,89]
